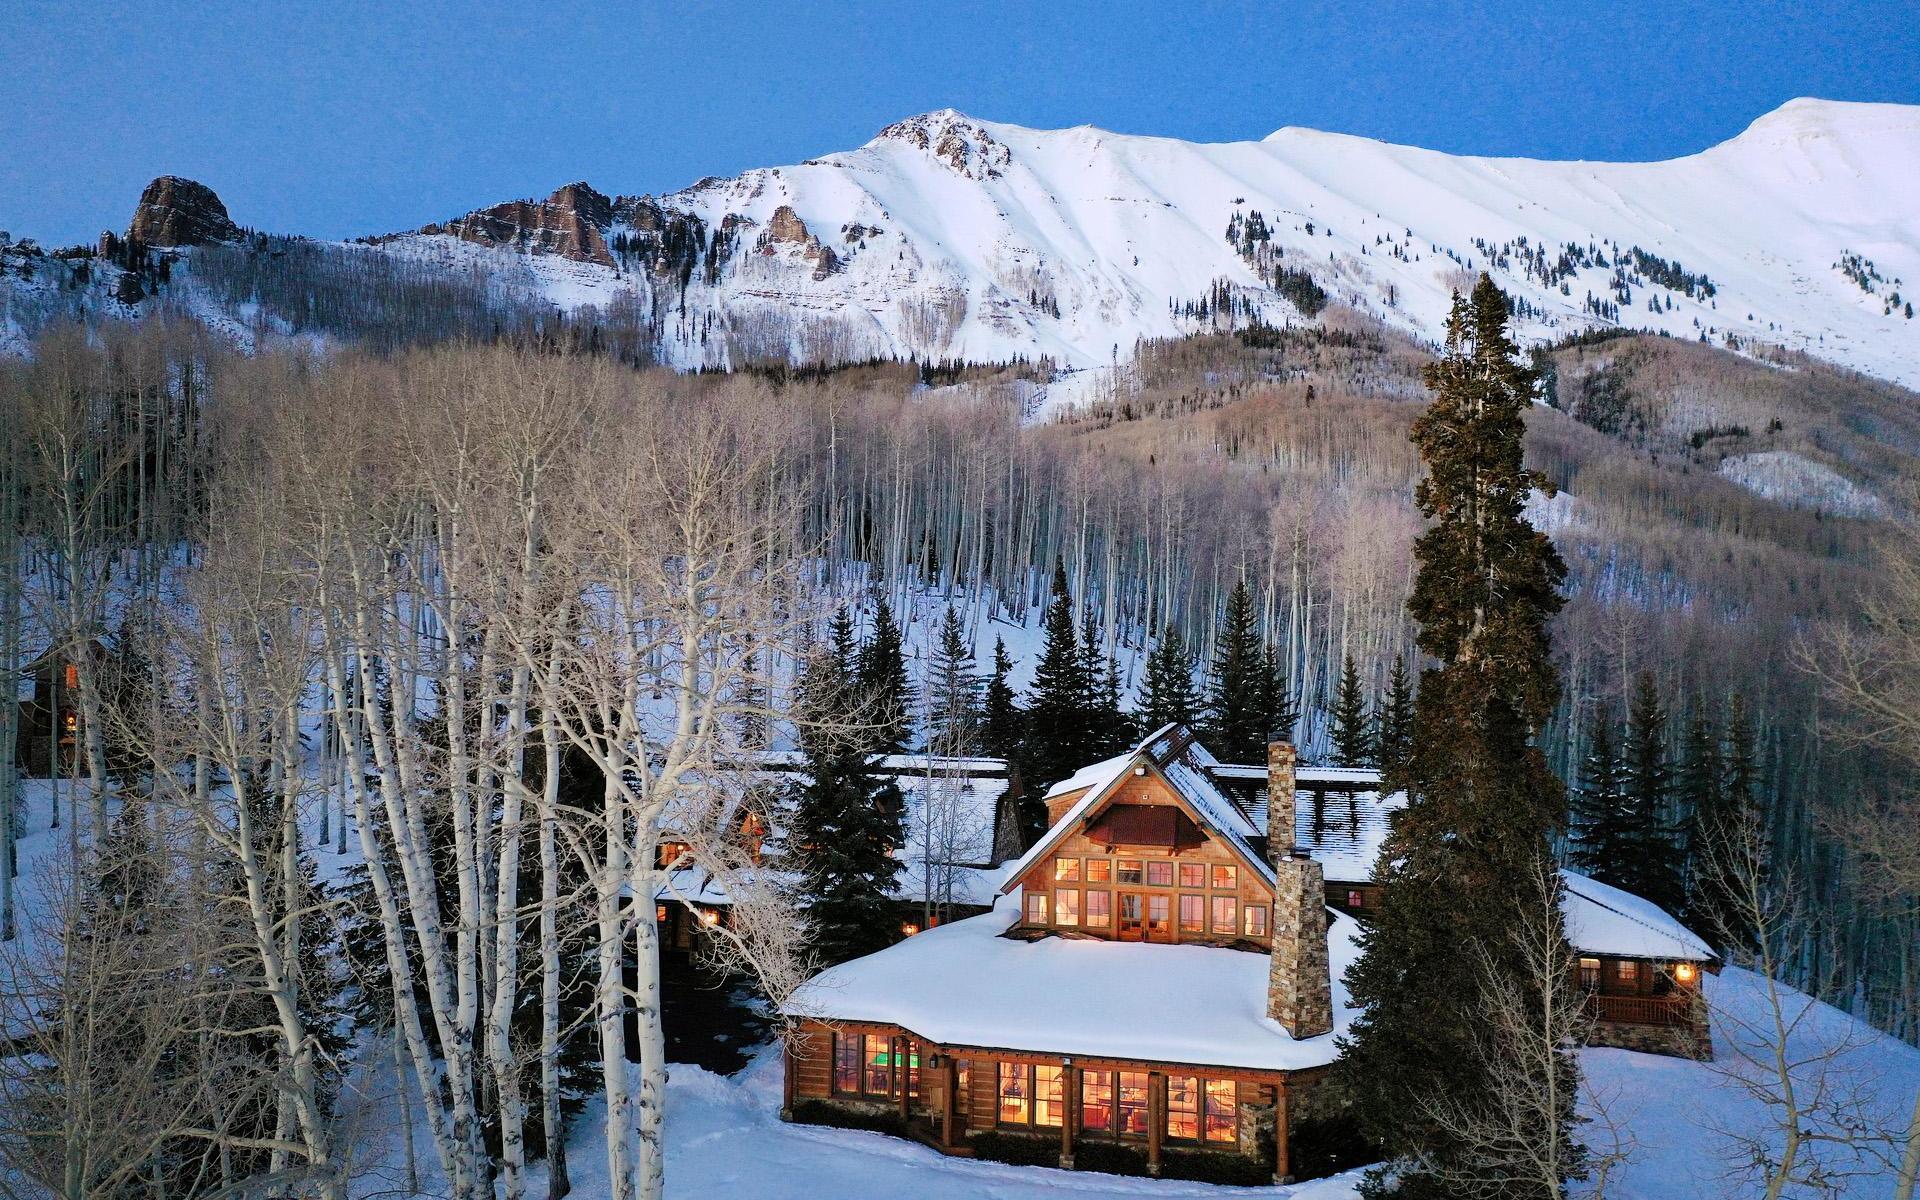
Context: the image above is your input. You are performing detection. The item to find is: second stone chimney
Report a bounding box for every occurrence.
[1266,738,1333,1040]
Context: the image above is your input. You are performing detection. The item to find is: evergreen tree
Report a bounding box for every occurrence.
[1330,653,1373,767]
[1374,656,1415,788]
[1205,578,1269,760]
[1259,642,1297,747]
[1081,609,1134,757]
[1673,699,1722,911]
[1338,275,1580,1198]
[1018,562,1099,840]
[857,593,913,755]
[981,636,1024,761]
[1690,694,1763,948]
[785,626,907,964]
[1568,709,1631,886]
[923,606,981,753]
[1620,673,1685,914]
[1139,625,1202,731]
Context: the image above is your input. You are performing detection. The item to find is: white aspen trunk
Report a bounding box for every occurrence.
[629,859,669,1200]
[488,639,534,1200]
[324,628,470,1199]
[539,647,570,1200]
[223,768,343,1200]
[594,763,637,1200]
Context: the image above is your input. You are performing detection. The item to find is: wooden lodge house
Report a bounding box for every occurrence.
[781,723,1720,1185]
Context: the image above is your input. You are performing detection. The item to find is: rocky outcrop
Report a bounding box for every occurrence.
[757,205,842,281]
[126,177,241,247]
[422,182,614,266]
[877,110,1011,180]
[767,204,810,245]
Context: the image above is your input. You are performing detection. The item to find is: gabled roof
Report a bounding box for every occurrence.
[998,724,1273,896]
[1561,870,1719,964]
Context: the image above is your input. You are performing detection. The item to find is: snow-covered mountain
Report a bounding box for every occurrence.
[6,98,1918,385]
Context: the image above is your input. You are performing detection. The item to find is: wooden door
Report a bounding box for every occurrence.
[1118,893,1145,941]
[1145,894,1172,943]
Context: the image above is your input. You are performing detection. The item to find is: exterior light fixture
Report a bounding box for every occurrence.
[1674,962,1697,984]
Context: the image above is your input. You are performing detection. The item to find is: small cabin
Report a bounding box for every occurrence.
[15,639,111,778]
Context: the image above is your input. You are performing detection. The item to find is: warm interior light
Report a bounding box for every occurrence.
[697,908,720,926]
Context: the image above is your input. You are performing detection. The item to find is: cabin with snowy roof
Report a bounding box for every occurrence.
[780,723,1720,1184]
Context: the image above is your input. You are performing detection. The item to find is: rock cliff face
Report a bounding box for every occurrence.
[758,205,841,280]
[126,177,241,246]
[422,182,615,266]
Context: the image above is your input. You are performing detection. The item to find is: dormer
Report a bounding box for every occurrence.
[1000,725,1279,948]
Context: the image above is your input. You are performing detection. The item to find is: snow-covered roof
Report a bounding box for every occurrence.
[1001,725,1272,896]
[1561,870,1718,963]
[1296,789,1401,884]
[1040,751,1131,802]
[787,893,1363,1073]
[739,750,1009,777]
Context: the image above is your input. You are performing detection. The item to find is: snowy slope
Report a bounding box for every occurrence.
[355,99,1919,385]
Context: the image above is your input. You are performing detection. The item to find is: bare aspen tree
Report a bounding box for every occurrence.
[137,478,347,1200]
[524,377,814,1200]
[1412,860,1628,1199]
[1801,507,1920,1198]
[1695,813,1892,1198]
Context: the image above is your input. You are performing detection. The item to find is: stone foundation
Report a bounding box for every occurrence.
[1588,1019,1712,1060]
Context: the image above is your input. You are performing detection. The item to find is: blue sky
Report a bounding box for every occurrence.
[4,0,1916,246]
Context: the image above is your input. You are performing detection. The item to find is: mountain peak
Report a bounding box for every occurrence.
[1723,96,1920,149]
[874,110,1012,179]
[127,176,240,247]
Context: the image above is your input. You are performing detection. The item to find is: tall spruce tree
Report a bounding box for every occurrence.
[1621,672,1686,914]
[924,606,982,753]
[1206,578,1270,760]
[1673,698,1723,914]
[1081,610,1134,757]
[1330,653,1373,766]
[785,621,908,964]
[1139,625,1201,731]
[1338,275,1580,1198]
[981,637,1023,761]
[1690,694,1764,948]
[858,593,913,755]
[1259,643,1298,747]
[1568,709,1631,886]
[1374,657,1415,788]
[1018,562,1100,840]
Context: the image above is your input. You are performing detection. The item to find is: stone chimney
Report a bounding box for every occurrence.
[1266,739,1333,1039]
[1266,739,1298,863]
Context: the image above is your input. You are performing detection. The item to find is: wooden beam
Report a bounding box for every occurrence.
[1059,1063,1077,1169]
[1147,1071,1166,1177]
[896,1036,911,1122]
[940,1055,961,1148]
[1273,1075,1291,1185]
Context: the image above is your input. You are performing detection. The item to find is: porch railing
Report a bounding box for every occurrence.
[1586,993,1693,1027]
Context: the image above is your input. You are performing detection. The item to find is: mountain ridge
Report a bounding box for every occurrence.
[2,98,1915,385]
